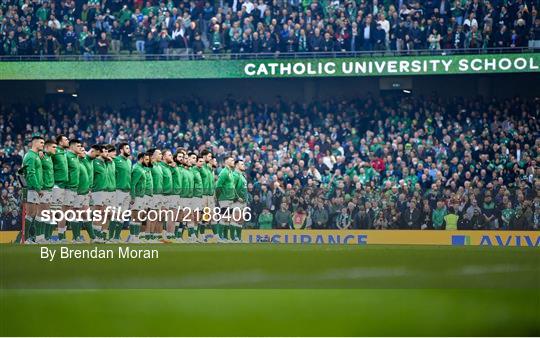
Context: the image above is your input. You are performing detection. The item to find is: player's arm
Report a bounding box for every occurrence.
[23,155,40,192]
[131,168,142,199]
[215,170,227,200]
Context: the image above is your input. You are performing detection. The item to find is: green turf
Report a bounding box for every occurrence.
[1,244,539,288]
[0,289,538,336]
[0,244,539,336]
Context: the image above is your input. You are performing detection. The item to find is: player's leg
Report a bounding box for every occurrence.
[175,198,186,242]
[231,202,246,242]
[33,201,48,244]
[218,200,233,243]
[65,190,80,242]
[127,195,141,243]
[165,197,177,241]
[22,191,37,243]
[101,192,113,242]
[81,194,96,242]
[205,196,219,242]
[60,189,72,242]
[52,187,68,242]
[91,192,106,243]
[114,191,130,241]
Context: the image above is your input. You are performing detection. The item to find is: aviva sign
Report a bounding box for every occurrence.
[242,230,540,247]
[0,53,538,80]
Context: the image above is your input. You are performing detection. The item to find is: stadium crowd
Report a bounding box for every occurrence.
[0,0,539,58]
[1,94,539,232]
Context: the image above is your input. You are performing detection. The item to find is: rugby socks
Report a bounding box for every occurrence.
[34,218,45,242]
[70,221,81,241]
[93,225,102,240]
[85,222,96,240]
[223,225,230,240]
[199,224,206,237]
[109,222,117,240]
[23,216,34,242]
[235,226,242,241]
[57,226,66,240]
[216,223,224,239]
[114,222,123,240]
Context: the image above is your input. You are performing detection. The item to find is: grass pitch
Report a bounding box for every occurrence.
[1,244,539,336]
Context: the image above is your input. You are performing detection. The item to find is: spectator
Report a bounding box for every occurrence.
[274,203,292,229]
[97,32,110,58]
[258,207,274,229]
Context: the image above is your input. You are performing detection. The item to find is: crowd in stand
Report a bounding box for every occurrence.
[0,0,539,58]
[1,94,539,231]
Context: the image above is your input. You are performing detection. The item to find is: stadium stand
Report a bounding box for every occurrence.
[0,0,539,59]
[1,94,538,231]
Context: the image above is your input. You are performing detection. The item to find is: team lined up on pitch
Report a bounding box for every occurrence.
[19,135,249,244]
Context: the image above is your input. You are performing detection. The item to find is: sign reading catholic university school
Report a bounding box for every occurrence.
[0,53,538,80]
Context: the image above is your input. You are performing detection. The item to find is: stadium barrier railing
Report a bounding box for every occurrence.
[0,47,537,62]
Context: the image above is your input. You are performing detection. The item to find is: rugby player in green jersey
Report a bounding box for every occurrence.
[198,149,216,240]
[183,152,196,242]
[215,155,236,242]
[74,145,93,242]
[20,136,44,244]
[190,153,205,242]
[129,152,147,243]
[86,145,100,239]
[104,144,117,241]
[66,139,82,242]
[91,145,109,242]
[78,145,97,242]
[52,134,69,241]
[140,154,154,242]
[112,142,132,241]
[231,159,248,242]
[161,150,178,242]
[40,139,56,242]
[170,150,183,242]
[174,150,188,241]
[149,148,163,243]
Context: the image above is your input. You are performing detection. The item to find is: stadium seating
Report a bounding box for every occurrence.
[0,0,538,59]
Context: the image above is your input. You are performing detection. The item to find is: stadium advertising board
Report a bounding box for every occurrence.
[1,230,538,246]
[1,53,538,80]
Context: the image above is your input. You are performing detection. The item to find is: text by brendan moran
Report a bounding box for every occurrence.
[40,246,159,261]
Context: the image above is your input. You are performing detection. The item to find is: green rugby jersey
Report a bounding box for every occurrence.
[66,151,80,191]
[151,162,163,194]
[144,166,154,196]
[160,162,173,195]
[114,155,132,191]
[199,164,215,196]
[191,166,203,198]
[105,160,116,192]
[216,166,235,201]
[177,166,189,197]
[183,166,194,198]
[52,147,68,187]
[92,157,108,192]
[233,170,248,201]
[78,158,90,195]
[41,152,54,190]
[171,165,181,195]
[81,156,94,189]
[131,163,146,198]
[23,149,43,191]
